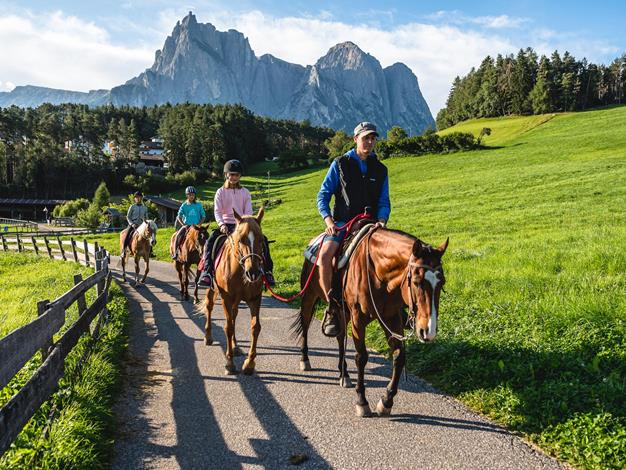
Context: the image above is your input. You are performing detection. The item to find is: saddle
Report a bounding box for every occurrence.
[304,218,375,270]
[169,226,189,257]
[198,233,228,273]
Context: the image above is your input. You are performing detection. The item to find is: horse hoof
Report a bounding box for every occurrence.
[242,359,255,375]
[204,337,213,346]
[340,376,354,388]
[376,399,392,416]
[224,365,237,375]
[355,404,372,418]
[299,360,311,371]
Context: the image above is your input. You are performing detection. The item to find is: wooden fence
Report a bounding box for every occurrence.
[0,237,112,457]
[0,233,105,267]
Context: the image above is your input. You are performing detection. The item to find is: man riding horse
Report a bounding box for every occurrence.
[317,121,390,337]
[122,190,149,258]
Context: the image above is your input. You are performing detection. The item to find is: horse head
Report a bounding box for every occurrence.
[232,206,265,283]
[189,224,210,253]
[137,220,158,246]
[407,238,448,343]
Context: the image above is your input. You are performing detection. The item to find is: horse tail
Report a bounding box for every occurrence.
[289,259,314,343]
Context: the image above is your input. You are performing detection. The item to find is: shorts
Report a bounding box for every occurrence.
[323,221,347,243]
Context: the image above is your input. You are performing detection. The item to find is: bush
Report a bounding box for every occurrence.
[53,198,89,218]
[75,205,104,229]
[374,131,477,159]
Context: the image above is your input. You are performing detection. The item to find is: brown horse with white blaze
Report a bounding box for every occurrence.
[204,207,266,375]
[171,224,209,303]
[119,220,158,285]
[293,227,448,417]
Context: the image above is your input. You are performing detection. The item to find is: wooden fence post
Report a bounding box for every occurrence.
[1,235,6,252]
[37,300,52,361]
[56,237,66,261]
[73,274,87,315]
[83,240,90,267]
[31,236,39,256]
[70,238,79,263]
[43,236,53,258]
[16,233,22,252]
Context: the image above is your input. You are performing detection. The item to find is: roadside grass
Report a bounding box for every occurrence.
[76,105,625,468]
[0,253,130,469]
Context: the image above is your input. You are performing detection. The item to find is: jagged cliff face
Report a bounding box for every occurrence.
[0,13,434,135]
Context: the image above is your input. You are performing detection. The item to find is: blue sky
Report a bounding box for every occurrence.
[1,1,624,112]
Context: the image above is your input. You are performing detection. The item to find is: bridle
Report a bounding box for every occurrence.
[364,230,444,342]
[405,260,443,318]
[228,228,265,271]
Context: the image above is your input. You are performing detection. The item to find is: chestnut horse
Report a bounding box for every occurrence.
[204,207,266,375]
[170,224,209,303]
[292,227,448,417]
[119,220,158,285]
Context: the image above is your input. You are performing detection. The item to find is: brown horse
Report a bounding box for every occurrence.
[170,224,209,303]
[293,227,448,417]
[203,207,266,375]
[119,220,158,285]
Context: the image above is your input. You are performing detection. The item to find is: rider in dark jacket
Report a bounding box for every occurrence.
[316,122,391,336]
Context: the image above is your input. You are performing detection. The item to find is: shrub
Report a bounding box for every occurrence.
[53,198,89,218]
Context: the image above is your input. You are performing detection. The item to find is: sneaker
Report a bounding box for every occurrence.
[321,292,342,338]
[264,271,276,286]
[198,272,213,287]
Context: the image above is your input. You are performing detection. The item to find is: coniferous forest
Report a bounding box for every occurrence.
[0,103,333,198]
[437,49,626,129]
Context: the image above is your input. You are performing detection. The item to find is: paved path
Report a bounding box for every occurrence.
[111,259,562,469]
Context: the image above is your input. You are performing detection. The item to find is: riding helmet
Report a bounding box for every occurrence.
[133,190,143,197]
[223,159,243,175]
[185,186,196,194]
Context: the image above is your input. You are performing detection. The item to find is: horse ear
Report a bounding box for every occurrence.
[437,237,449,255]
[233,209,242,223]
[256,205,265,224]
[412,240,424,257]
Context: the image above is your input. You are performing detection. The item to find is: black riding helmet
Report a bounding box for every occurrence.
[223,159,243,175]
[134,190,143,197]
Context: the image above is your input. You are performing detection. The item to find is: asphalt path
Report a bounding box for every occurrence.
[111,258,563,469]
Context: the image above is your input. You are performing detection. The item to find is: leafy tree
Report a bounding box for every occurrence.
[387,126,408,143]
[92,181,110,210]
[324,131,352,161]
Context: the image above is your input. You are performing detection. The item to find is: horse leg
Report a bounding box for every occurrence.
[298,290,317,371]
[353,314,372,417]
[337,328,353,388]
[193,268,200,304]
[231,302,242,356]
[183,264,190,301]
[134,255,140,286]
[376,314,405,417]
[176,263,185,300]
[141,253,149,284]
[242,296,262,375]
[222,296,237,375]
[204,288,217,345]
[121,253,127,282]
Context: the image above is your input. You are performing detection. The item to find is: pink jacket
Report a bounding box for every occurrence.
[214,186,253,227]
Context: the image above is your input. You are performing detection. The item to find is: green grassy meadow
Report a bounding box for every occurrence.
[62,105,625,468]
[0,253,130,469]
[256,106,625,468]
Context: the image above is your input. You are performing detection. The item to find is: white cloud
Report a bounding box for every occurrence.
[0,11,153,92]
[425,10,530,29]
[0,80,16,92]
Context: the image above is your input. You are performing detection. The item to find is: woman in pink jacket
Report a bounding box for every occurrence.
[199,160,275,286]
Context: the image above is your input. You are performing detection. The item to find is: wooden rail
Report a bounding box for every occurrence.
[0,234,106,267]
[0,240,112,457]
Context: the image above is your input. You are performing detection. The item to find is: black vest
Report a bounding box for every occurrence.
[332,152,387,222]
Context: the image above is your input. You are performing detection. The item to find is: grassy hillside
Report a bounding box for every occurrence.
[255,106,625,468]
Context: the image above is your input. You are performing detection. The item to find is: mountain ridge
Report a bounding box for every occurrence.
[0,12,434,135]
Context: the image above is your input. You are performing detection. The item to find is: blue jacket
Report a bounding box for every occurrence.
[317,149,391,222]
[177,201,206,225]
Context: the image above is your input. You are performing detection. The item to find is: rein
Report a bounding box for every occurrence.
[263,212,373,303]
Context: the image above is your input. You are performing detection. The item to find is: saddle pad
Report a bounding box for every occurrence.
[303,223,375,269]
